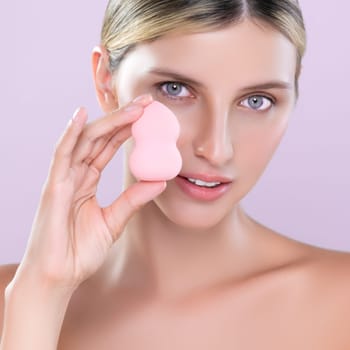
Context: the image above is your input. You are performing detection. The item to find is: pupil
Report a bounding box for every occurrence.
[167,83,181,95]
[249,96,263,109]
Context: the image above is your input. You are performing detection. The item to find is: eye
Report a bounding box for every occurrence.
[157,81,192,100]
[240,95,274,111]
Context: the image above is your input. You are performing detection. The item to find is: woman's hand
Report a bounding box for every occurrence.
[14,94,166,291]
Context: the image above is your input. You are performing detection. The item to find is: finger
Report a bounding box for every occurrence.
[48,107,88,184]
[76,125,132,192]
[91,125,132,172]
[71,95,153,166]
[79,118,131,167]
[71,104,141,166]
[79,131,115,167]
[102,181,167,241]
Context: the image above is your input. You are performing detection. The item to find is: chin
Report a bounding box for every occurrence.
[151,176,254,230]
[152,187,236,231]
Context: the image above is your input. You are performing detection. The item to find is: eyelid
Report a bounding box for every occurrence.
[159,81,192,92]
[240,92,276,103]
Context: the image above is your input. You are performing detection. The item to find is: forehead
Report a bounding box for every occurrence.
[115,19,297,89]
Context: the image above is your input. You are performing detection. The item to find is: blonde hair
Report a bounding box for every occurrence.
[101,0,306,95]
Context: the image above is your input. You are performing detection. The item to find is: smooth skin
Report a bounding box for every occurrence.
[1,19,350,349]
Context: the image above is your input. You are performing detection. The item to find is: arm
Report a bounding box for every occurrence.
[0,94,165,349]
[0,270,75,350]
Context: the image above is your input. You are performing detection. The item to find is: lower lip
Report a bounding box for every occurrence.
[174,176,232,202]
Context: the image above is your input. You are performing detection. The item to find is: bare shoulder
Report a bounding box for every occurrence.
[0,264,20,335]
[256,228,350,348]
[292,245,350,348]
[302,245,350,291]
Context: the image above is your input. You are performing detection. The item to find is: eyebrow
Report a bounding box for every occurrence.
[148,68,206,89]
[147,68,293,92]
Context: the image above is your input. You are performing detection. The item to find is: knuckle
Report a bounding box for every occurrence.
[42,180,63,198]
[124,189,141,212]
[52,137,67,159]
[53,143,63,159]
[82,124,96,142]
[84,131,95,143]
[103,207,122,241]
[42,172,74,198]
[88,164,101,178]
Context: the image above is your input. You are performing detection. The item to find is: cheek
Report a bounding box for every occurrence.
[112,76,152,108]
[174,110,201,149]
[236,119,288,175]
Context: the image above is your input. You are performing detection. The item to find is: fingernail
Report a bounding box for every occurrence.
[68,108,80,126]
[132,94,153,104]
[72,107,81,121]
[125,104,142,113]
[70,107,87,126]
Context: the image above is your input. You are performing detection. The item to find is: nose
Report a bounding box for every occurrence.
[192,107,234,167]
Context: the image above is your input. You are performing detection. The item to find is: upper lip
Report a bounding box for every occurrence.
[179,173,233,183]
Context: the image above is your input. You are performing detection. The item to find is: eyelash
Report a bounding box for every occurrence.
[155,81,276,110]
[240,94,276,112]
[156,81,192,102]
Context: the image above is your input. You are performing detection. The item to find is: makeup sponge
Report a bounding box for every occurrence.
[129,100,182,181]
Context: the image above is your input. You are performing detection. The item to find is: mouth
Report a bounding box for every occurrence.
[175,174,233,201]
[179,176,222,188]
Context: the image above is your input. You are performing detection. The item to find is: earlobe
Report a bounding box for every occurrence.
[91,45,119,112]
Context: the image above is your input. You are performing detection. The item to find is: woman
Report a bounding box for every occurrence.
[1,0,349,348]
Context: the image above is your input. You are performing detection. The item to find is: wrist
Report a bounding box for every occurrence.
[1,267,76,350]
[6,263,78,299]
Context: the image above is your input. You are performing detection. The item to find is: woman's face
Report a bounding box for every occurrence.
[111,19,297,229]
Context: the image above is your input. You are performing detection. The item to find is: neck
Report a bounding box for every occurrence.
[98,197,267,302]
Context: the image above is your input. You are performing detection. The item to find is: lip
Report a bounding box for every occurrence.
[175,174,233,201]
[179,173,233,184]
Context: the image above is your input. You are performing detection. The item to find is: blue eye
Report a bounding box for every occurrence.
[241,95,274,111]
[158,82,191,100]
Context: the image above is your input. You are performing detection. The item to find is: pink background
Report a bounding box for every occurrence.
[0,1,349,263]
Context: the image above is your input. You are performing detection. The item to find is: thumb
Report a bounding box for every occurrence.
[102,181,167,241]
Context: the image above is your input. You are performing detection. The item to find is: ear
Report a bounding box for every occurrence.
[91,45,119,113]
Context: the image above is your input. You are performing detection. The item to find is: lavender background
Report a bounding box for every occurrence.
[0,1,349,264]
